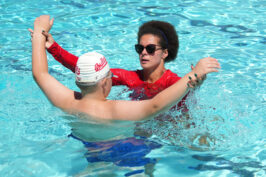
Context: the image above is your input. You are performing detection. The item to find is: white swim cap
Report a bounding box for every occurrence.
[75,52,110,85]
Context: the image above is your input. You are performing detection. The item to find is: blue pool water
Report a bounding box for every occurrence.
[0,0,265,176]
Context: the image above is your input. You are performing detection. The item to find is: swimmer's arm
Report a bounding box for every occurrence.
[32,15,76,111]
[111,57,220,121]
[111,73,192,121]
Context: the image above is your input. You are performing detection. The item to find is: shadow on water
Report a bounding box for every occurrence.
[189,154,265,177]
[0,55,72,81]
[190,19,265,46]
[60,0,86,8]
[58,0,266,47]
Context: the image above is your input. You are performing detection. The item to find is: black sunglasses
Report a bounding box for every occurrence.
[135,44,162,55]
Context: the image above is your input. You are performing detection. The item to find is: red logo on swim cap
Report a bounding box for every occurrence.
[95,57,107,72]
[75,66,80,75]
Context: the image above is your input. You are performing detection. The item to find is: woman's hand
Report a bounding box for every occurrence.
[187,57,220,89]
[28,28,55,48]
[187,73,206,89]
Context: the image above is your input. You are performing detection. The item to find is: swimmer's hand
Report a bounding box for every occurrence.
[28,28,55,48]
[194,57,220,76]
[28,15,54,48]
[33,15,53,33]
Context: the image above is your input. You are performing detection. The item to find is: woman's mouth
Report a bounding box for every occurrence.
[141,59,149,64]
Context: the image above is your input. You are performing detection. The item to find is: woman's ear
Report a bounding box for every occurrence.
[162,49,168,60]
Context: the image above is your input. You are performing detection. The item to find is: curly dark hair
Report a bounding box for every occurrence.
[137,20,179,62]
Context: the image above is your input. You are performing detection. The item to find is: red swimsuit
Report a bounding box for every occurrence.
[47,42,186,107]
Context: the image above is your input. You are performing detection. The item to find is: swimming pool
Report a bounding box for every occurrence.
[0,0,265,176]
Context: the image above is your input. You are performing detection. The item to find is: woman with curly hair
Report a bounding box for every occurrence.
[31,20,209,106]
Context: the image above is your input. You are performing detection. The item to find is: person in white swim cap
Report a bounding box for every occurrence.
[31,15,220,121]
[75,52,110,85]
[74,51,113,97]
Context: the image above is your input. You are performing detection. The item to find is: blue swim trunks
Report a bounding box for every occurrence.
[68,134,162,167]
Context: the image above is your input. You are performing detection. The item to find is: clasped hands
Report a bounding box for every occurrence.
[30,15,53,39]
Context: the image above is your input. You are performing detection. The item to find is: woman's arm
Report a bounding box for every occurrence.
[28,28,78,73]
[28,29,136,87]
[47,41,78,72]
[42,31,78,73]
